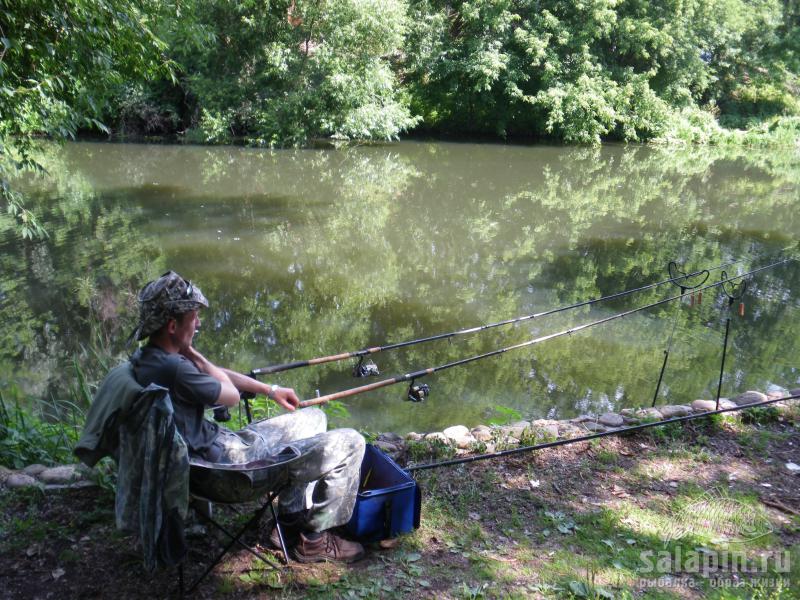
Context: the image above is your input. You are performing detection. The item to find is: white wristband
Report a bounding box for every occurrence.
[269,384,280,398]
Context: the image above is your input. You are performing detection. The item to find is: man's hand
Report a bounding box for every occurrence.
[217,367,301,412]
[268,385,300,412]
[179,345,201,364]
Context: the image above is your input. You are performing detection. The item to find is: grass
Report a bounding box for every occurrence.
[0,359,99,470]
[0,392,84,469]
[362,415,797,600]
[471,486,795,598]
[2,371,798,599]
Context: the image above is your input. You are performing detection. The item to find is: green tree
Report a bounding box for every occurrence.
[402,0,799,143]
[162,0,417,146]
[0,0,169,238]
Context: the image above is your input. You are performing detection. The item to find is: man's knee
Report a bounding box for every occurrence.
[299,407,327,432]
[252,406,327,433]
[303,406,326,422]
[335,428,366,459]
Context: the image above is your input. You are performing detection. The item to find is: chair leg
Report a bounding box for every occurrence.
[269,499,291,565]
[184,489,287,594]
[186,506,273,593]
[196,505,280,566]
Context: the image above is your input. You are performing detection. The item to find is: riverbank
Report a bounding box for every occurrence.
[80,112,800,148]
[1,393,798,599]
[384,390,800,465]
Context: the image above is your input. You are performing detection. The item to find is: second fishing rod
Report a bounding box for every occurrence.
[296,257,793,408]
[253,257,741,378]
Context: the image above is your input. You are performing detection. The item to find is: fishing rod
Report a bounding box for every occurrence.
[406,392,800,472]
[253,258,740,378]
[298,257,793,408]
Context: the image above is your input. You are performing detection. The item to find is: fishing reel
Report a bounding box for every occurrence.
[353,356,380,378]
[406,380,430,403]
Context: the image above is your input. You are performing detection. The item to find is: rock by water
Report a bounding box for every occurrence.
[22,464,48,477]
[470,426,493,442]
[598,413,624,427]
[7,473,41,489]
[442,425,470,441]
[39,465,83,485]
[691,399,717,412]
[659,405,692,418]
[733,391,768,406]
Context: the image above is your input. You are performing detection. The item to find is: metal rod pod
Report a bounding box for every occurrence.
[716,316,732,409]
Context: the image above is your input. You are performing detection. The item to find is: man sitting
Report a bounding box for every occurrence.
[128,271,365,563]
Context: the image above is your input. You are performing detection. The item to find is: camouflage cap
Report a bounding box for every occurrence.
[131,271,209,341]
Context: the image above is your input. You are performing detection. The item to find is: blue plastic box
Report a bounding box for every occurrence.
[346,444,421,542]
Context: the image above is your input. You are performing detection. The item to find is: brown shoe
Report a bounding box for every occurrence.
[266,512,304,550]
[267,523,298,551]
[293,531,365,563]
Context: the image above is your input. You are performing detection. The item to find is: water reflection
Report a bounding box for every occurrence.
[1,141,798,433]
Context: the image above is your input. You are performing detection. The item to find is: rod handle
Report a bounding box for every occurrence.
[298,377,397,408]
[299,397,328,408]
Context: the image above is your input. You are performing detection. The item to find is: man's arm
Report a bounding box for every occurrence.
[221,368,299,412]
[180,346,241,407]
[181,346,300,411]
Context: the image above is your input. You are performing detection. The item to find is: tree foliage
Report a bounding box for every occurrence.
[402,0,799,142]
[1,0,798,156]
[153,0,417,145]
[0,0,168,237]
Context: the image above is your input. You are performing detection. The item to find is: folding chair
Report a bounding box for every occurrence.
[178,446,301,595]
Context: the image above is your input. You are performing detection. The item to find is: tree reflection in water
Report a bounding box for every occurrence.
[2,141,798,433]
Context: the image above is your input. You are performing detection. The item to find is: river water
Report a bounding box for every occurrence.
[2,140,798,433]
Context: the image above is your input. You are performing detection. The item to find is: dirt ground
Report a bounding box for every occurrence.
[1,413,798,599]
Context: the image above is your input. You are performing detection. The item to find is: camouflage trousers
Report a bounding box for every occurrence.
[213,407,365,532]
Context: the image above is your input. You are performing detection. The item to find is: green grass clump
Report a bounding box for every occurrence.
[407,438,456,463]
[0,393,83,469]
[740,406,781,426]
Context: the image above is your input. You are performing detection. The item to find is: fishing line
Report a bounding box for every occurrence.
[297,258,793,408]
[253,258,744,378]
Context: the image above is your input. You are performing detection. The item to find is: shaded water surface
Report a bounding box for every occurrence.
[2,141,799,433]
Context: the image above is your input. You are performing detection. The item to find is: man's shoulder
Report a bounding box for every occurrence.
[135,345,191,369]
[174,354,203,377]
[131,345,197,389]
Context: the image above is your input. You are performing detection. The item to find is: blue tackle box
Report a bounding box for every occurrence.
[346,444,421,542]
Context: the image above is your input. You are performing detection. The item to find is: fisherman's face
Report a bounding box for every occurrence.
[173,310,200,351]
